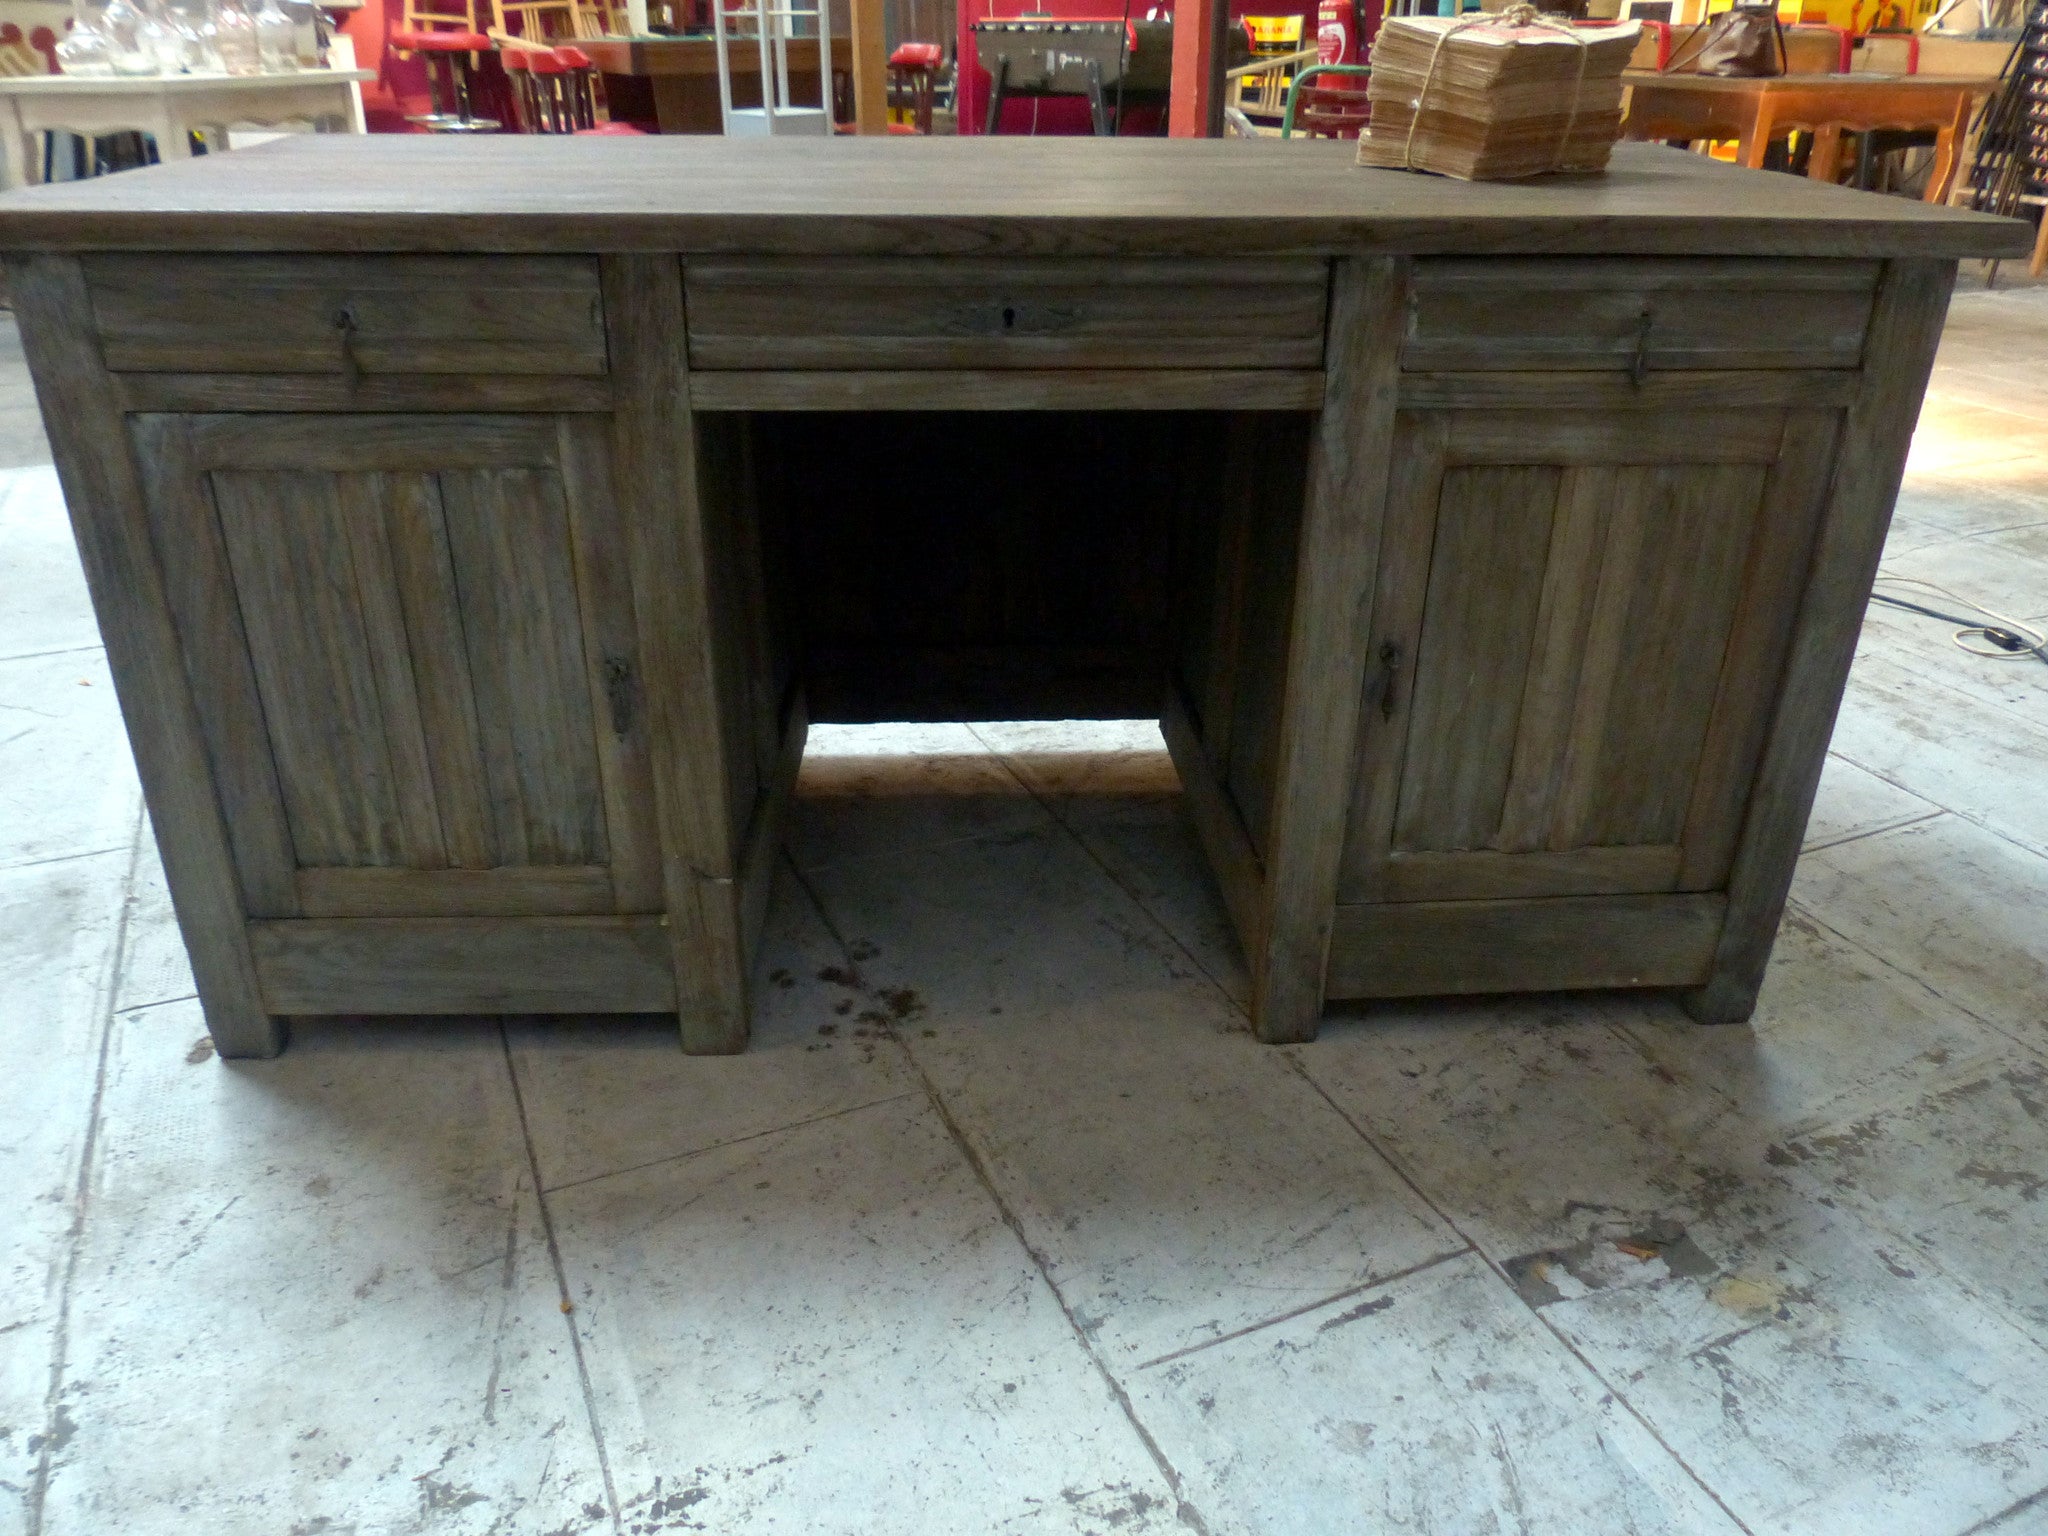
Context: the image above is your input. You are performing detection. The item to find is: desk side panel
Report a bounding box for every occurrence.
[7,252,280,1057]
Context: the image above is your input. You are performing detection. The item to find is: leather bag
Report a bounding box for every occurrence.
[1663,3,1787,78]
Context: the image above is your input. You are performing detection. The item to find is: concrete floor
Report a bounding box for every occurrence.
[2,273,2046,1536]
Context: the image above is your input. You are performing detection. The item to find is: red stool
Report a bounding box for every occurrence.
[886,41,943,135]
[391,28,500,132]
[506,44,632,133]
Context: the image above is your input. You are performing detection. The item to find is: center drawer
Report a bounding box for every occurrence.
[683,258,1331,371]
[84,254,608,376]
[1403,258,1880,372]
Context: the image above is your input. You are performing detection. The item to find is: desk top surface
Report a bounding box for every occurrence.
[0,134,2026,258]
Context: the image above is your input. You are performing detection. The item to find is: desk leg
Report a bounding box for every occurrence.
[603,255,756,1054]
[1740,99,1770,170]
[1246,257,1407,1043]
[1926,93,1968,205]
[0,99,29,190]
[1683,259,1954,1024]
[1808,123,1843,186]
[152,106,192,163]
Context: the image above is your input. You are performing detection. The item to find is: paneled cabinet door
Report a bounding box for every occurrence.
[133,413,663,920]
[1337,406,1840,907]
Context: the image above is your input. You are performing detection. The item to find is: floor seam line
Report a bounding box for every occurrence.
[783,853,1219,1536]
[0,643,105,666]
[499,1025,625,1536]
[1129,1244,1474,1373]
[115,991,200,1017]
[1779,894,2048,1071]
[1279,1049,1760,1536]
[962,726,1253,1028]
[0,844,130,876]
[22,798,145,1536]
[1799,808,1947,857]
[1954,1480,2048,1535]
[538,1089,922,1196]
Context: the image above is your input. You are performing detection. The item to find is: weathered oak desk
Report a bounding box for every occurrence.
[0,137,2025,1058]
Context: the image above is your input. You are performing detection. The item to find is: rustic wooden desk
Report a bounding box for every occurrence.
[1622,73,1996,202]
[0,136,2025,1058]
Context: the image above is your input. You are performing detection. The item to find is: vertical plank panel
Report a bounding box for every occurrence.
[1685,257,1957,1022]
[1678,410,1840,890]
[1548,465,1653,850]
[1392,464,1559,854]
[556,416,663,913]
[1496,466,1614,853]
[608,254,751,1054]
[1334,410,1450,904]
[385,471,498,870]
[131,413,300,917]
[335,472,448,869]
[1252,257,1409,1042]
[213,468,406,868]
[440,466,607,866]
[10,255,279,1056]
[1585,462,1766,848]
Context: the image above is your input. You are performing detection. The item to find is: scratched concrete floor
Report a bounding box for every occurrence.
[3,272,2048,1536]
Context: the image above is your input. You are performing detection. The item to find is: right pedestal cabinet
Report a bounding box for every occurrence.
[1166,254,1955,1042]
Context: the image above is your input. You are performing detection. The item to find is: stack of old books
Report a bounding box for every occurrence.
[1356,8,1640,181]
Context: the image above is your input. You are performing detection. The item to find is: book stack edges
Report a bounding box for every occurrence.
[1357,7,1640,181]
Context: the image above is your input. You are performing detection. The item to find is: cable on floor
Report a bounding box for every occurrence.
[1868,572,2048,668]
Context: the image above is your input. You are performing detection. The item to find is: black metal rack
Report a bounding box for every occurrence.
[1960,0,2047,270]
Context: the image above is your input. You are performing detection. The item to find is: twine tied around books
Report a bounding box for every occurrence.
[1400,1,1594,174]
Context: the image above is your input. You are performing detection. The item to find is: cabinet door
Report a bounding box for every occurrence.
[134,413,661,920]
[1338,406,1838,906]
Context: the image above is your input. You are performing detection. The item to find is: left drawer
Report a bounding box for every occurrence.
[84,254,609,375]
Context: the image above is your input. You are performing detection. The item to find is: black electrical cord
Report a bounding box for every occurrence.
[1868,582,2048,668]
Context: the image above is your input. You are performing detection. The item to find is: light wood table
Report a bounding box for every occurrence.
[1622,72,1998,202]
[0,70,374,191]
[0,137,2026,1058]
[576,36,850,133]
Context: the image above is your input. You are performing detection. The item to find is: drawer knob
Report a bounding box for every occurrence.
[1630,303,1654,387]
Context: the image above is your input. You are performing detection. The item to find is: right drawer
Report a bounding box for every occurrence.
[1403,258,1880,372]
[684,257,1331,370]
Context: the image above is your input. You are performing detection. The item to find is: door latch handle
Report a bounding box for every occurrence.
[603,655,636,737]
[1374,640,1402,721]
[1630,303,1654,387]
[333,302,361,385]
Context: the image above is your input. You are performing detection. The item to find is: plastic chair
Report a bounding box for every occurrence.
[1280,63,1371,140]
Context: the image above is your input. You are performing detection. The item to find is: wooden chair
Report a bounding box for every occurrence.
[1753,84,1977,203]
[491,0,626,43]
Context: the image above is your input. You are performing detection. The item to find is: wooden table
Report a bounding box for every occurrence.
[577,35,851,133]
[0,137,2025,1059]
[1623,73,1997,202]
[0,70,374,191]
